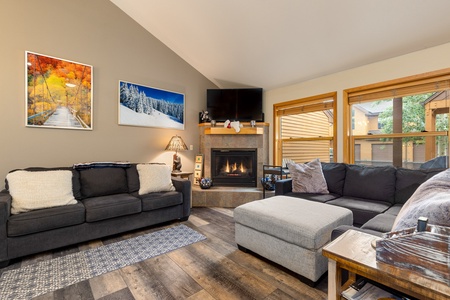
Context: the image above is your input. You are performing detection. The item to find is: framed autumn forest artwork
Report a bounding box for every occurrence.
[118,80,185,129]
[25,51,93,130]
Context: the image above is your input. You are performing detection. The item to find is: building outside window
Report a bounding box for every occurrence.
[273,92,336,166]
[345,69,450,169]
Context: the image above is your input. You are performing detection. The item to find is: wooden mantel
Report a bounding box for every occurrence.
[199,122,269,135]
[204,127,263,135]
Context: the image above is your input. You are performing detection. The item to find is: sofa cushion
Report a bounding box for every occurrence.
[138,191,183,211]
[79,168,128,198]
[343,165,396,203]
[394,168,444,204]
[7,170,77,214]
[392,168,450,231]
[326,196,391,226]
[7,201,85,237]
[137,164,175,194]
[126,164,140,193]
[361,213,397,233]
[384,204,402,216]
[83,194,141,222]
[287,159,329,194]
[277,192,340,203]
[321,162,346,195]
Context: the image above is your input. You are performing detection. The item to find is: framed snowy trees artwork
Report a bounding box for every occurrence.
[26,51,93,130]
[118,81,185,129]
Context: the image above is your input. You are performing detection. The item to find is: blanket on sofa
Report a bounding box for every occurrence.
[392,168,450,231]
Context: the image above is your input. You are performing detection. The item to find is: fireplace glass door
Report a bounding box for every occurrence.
[211,148,257,187]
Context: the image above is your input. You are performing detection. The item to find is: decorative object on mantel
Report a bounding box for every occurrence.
[224,120,243,133]
[165,135,188,172]
[199,177,212,189]
[376,223,450,285]
[199,110,210,123]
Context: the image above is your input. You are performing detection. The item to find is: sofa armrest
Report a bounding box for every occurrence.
[275,178,293,195]
[171,177,191,218]
[0,190,11,224]
[0,190,11,262]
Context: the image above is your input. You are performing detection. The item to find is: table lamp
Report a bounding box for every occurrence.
[165,135,188,172]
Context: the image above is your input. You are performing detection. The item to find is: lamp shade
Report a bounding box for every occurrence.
[165,135,188,152]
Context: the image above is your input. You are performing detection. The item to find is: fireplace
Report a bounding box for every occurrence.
[211,148,257,187]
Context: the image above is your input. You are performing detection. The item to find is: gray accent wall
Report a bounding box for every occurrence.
[0,0,217,181]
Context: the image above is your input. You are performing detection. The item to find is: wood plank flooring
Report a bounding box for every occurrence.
[1,208,328,299]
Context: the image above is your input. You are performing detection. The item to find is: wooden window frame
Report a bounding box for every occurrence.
[273,92,337,165]
[344,68,450,164]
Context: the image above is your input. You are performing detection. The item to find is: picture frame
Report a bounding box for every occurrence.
[194,154,204,185]
[25,51,93,130]
[118,80,185,129]
[195,155,203,163]
[194,170,202,185]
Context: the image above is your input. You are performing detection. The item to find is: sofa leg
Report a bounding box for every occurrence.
[179,216,189,222]
[237,244,249,253]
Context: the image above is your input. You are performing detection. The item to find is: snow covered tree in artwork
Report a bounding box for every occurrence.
[119,82,183,123]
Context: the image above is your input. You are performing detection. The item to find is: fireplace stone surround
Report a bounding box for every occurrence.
[194,122,270,207]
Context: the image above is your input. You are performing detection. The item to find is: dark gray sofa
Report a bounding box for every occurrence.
[0,163,191,266]
[275,163,444,238]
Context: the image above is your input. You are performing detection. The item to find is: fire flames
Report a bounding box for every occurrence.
[224,159,245,174]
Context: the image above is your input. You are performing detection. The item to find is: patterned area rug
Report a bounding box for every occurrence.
[0,224,206,300]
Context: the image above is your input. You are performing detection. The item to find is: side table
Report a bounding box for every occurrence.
[171,171,193,181]
[322,229,450,300]
[262,165,290,198]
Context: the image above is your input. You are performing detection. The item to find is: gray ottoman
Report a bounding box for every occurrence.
[234,195,353,283]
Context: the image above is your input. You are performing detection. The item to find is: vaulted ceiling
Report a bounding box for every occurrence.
[111,0,450,90]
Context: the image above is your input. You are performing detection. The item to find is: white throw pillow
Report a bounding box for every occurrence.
[137,164,175,195]
[287,159,329,194]
[7,170,77,215]
[392,168,450,231]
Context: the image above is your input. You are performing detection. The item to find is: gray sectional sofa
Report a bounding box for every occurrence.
[0,163,191,266]
[275,162,444,237]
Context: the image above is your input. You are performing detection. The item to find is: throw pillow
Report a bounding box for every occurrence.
[137,164,175,195]
[287,159,329,194]
[79,167,128,198]
[392,168,450,231]
[6,170,77,214]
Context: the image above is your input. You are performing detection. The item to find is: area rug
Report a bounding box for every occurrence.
[0,224,206,300]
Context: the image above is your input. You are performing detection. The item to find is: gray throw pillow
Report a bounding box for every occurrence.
[287,159,329,194]
[392,168,450,231]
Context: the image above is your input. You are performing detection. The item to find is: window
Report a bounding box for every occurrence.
[344,69,450,169]
[273,92,337,165]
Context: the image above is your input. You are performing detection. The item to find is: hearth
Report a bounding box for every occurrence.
[211,148,257,187]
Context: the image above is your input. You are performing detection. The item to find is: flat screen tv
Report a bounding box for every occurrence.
[206,88,264,122]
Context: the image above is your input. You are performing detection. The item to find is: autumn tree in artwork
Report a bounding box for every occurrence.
[26,52,92,127]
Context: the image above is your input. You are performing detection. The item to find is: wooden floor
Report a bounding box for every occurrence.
[1,208,328,300]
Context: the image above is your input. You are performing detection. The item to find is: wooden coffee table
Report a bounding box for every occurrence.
[322,229,450,300]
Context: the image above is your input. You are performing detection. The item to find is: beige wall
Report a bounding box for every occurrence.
[265,42,450,162]
[0,0,216,182]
